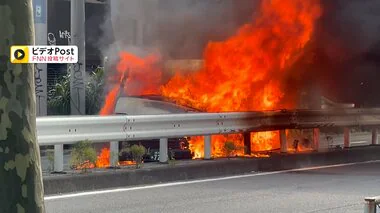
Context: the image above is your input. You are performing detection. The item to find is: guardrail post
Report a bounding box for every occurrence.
[364,197,377,213]
[313,128,320,151]
[159,138,168,163]
[243,132,251,155]
[372,129,378,145]
[280,130,287,153]
[54,144,64,172]
[204,135,212,160]
[344,128,351,148]
[110,141,119,167]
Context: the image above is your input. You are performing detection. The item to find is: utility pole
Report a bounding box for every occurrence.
[70,0,86,115]
[33,0,48,116]
[0,1,45,212]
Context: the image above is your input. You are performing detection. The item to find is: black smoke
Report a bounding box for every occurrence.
[148,0,259,59]
[317,0,380,106]
[288,0,380,107]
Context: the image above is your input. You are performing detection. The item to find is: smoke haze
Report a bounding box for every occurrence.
[98,0,380,106]
[98,0,259,94]
[315,0,380,106]
[318,0,380,60]
[100,0,259,60]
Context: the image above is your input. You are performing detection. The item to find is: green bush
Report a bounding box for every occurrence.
[120,144,146,169]
[70,140,97,172]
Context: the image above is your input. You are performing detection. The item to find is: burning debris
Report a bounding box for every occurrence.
[97,0,324,164]
[92,147,137,169]
[95,147,111,168]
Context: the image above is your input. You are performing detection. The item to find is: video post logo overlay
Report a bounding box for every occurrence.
[10,45,78,64]
[10,46,29,63]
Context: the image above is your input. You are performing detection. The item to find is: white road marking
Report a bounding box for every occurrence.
[44,160,380,201]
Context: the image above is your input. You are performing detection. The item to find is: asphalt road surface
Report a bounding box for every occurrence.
[45,161,380,213]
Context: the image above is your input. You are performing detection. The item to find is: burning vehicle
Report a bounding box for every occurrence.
[98,0,324,162]
[94,0,379,167]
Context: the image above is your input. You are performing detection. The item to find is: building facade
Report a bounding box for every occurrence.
[46,0,109,89]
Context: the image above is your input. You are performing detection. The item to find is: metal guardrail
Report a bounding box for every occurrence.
[364,196,380,213]
[36,108,380,145]
[36,108,380,172]
[37,115,127,145]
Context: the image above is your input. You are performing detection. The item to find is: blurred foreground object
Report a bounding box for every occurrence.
[0,1,45,212]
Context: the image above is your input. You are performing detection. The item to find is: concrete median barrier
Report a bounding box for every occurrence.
[43,146,380,195]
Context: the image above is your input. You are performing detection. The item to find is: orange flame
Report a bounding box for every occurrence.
[99,0,323,160]
[99,87,120,115]
[95,147,110,168]
[72,161,95,170]
[118,160,136,166]
[116,51,162,96]
[100,52,162,115]
[161,0,322,157]
[286,129,314,153]
[97,52,163,166]
[189,132,280,159]
[72,147,110,169]
[93,147,137,168]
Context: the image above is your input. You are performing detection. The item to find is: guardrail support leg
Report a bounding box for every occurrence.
[244,132,251,155]
[204,135,212,160]
[280,130,287,153]
[344,128,351,148]
[372,129,378,145]
[313,128,320,151]
[364,201,376,213]
[54,144,64,172]
[159,138,168,163]
[110,141,119,167]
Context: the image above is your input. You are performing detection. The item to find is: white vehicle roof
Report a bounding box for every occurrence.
[114,95,201,115]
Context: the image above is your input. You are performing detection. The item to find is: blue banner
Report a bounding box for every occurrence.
[33,0,47,24]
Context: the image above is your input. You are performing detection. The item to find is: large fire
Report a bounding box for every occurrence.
[161,0,322,157]
[161,0,322,112]
[97,0,323,165]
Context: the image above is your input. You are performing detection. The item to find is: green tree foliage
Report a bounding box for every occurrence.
[85,67,104,115]
[47,74,71,115]
[48,67,105,115]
